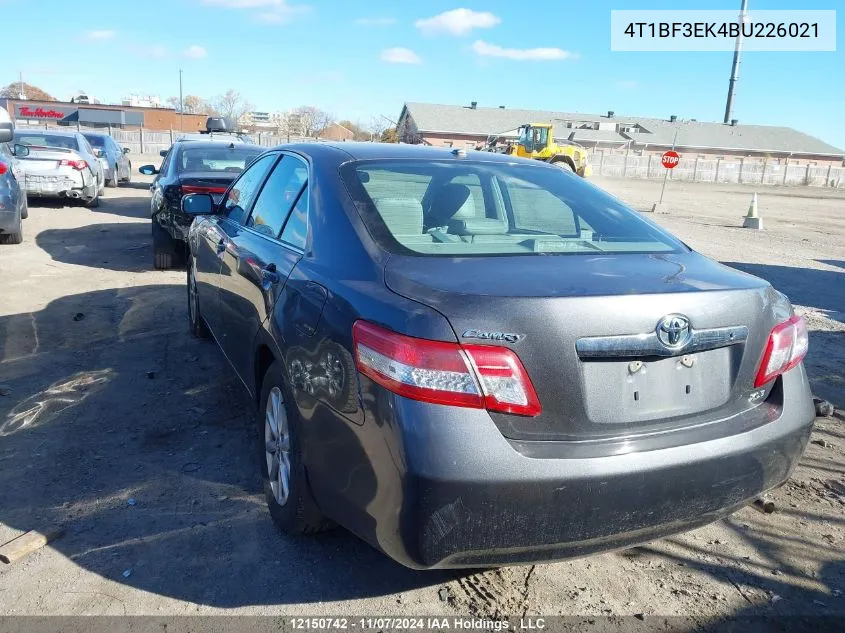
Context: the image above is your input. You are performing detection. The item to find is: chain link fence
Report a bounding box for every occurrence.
[591,152,844,188]
[14,121,319,157]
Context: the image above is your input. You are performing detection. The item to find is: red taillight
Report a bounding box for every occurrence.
[182,185,227,195]
[352,321,542,417]
[60,159,88,171]
[0,162,7,175]
[754,315,808,387]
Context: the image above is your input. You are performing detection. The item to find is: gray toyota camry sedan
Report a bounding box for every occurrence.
[181,142,815,569]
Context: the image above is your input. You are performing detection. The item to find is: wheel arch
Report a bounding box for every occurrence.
[254,342,277,408]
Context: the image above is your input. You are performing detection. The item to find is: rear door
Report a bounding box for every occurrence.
[217,152,309,381]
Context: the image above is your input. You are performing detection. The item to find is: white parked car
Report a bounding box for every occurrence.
[13,129,105,207]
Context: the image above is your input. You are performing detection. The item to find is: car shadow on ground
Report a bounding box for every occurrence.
[0,285,449,607]
[27,191,150,220]
[36,222,152,273]
[119,181,153,192]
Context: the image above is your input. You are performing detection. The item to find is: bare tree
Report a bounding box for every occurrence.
[211,89,253,123]
[295,106,333,138]
[166,94,208,114]
[183,95,207,114]
[369,116,389,139]
[0,82,56,101]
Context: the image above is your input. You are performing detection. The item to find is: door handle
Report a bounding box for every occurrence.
[261,263,280,285]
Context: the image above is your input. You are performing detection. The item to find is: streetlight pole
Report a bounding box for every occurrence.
[724,0,749,124]
[179,69,184,131]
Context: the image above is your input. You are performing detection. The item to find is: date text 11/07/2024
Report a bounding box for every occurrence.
[289,618,548,631]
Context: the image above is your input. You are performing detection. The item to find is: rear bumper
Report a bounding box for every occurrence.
[22,171,93,198]
[330,368,814,569]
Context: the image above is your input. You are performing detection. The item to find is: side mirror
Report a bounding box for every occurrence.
[159,149,169,158]
[182,193,214,216]
[123,147,131,154]
[0,122,13,144]
[12,144,29,158]
[94,148,105,158]
[139,165,158,176]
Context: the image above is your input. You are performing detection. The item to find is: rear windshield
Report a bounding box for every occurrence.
[340,159,684,256]
[14,132,80,152]
[177,146,263,174]
[82,135,106,148]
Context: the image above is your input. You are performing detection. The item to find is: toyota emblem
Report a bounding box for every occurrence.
[656,314,692,349]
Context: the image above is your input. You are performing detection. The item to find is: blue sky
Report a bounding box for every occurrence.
[4,0,843,148]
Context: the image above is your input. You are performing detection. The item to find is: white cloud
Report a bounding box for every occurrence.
[84,30,116,41]
[183,45,208,59]
[616,80,638,90]
[130,44,170,59]
[354,17,396,26]
[380,47,421,64]
[471,40,577,61]
[257,6,310,23]
[201,0,309,23]
[415,9,499,36]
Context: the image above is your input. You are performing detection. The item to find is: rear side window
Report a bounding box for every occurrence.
[83,135,106,149]
[247,155,307,239]
[341,159,682,256]
[280,182,308,250]
[223,153,277,225]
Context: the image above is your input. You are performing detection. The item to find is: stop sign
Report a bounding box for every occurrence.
[662,151,680,169]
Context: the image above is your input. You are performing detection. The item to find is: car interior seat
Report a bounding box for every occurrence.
[371,198,433,245]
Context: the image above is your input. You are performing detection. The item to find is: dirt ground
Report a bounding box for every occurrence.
[0,173,843,625]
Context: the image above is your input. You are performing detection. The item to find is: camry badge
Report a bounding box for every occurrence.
[462,329,522,343]
[656,314,692,349]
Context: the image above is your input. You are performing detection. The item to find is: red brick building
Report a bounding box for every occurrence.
[0,98,207,131]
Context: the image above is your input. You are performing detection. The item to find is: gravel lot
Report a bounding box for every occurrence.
[0,173,842,624]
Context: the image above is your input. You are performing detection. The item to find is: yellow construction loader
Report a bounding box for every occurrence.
[482,123,592,178]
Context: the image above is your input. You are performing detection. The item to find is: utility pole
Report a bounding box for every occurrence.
[18,72,25,99]
[179,69,184,131]
[724,0,749,123]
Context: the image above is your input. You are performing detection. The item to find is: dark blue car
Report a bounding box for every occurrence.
[0,110,27,245]
[181,142,814,569]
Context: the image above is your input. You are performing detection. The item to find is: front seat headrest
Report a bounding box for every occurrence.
[426,183,471,228]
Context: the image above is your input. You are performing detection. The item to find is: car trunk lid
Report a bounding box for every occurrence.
[17,146,82,175]
[384,251,781,443]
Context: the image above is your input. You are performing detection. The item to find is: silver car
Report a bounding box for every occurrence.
[13,129,105,207]
[82,132,131,188]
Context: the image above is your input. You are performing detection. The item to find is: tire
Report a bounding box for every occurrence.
[85,190,100,208]
[20,198,28,220]
[108,167,119,188]
[552,158,575,172]
[1,223,23,245]
[187,256,211,338]
[152,222,177,270]
[98,177,105,197]
[125,163,132,184]
[259,362,332,536]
